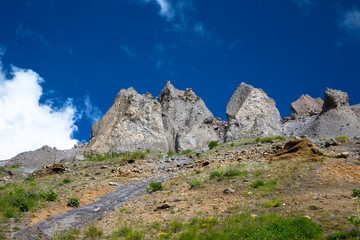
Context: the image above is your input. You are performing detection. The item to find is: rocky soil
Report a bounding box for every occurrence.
[2,136,360,239]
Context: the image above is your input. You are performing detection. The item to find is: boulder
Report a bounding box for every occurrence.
[86,88,168,154]
[159,81,220,152]
[225,83,282,141]
[290,94,323,115]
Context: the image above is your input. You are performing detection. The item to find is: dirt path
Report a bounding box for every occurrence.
[14,176,169,240]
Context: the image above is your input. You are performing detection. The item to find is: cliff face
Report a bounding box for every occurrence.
[86,88,168,154]
[225,83,282,141]
[159,81,220,152]
[86,82,360,155]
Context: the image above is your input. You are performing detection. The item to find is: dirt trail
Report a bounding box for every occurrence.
[14,176,169,239]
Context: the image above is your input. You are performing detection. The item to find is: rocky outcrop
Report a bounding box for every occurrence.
[225,83,282,141]
[283,88,360,138]
[86,88,168,154]
[290,94,323,115]
[351,104,360,118]
[306,88,360,138]
[159,81,220,152]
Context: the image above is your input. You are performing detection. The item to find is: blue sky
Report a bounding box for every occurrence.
[0,0,360,159]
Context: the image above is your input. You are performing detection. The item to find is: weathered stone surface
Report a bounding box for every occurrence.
[283,88,360,139]
[306,88,360,138]
[159,81,220,152]
[225,83,282,141]
[352,104,360,118]
[290,94,323,115]
[86,88,168,154]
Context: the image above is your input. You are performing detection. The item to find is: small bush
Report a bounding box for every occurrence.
[264,198,282,208]
[250,180,265,188]
[189,180,203,189]
[335,135,349,141]
[63,178,71,184]
[208,141,218,150]
[83,225,103,240]
[146,181,163,192]
[39,190,58,202]
[352,189,360,198]
[256,136,285,143]
[0,167,6,172]
[167,217,184,233]
[113,224,144,240]
[309,205,319,210]
[67,197,80,208]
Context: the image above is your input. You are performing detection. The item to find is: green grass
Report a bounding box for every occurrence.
[63,178,71,184]
[181,149,193,155]
[250,180,265,188]
[255,136,286,143]
[175,212,322,240]
[146,181,163,192]
[167,151,175,157]
[264,198,282,208]
[84,152,121,161]
[123,151,146,160]
[210,165,248,180]
[9,164,20,169]
[334,135,349,141]
[83,225,103,240]
[189,179,203,189]
[113,223,145,240]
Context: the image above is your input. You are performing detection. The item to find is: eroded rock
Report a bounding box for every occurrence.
[159,81,220,152]
[86,88,168,154]
[290,94,323,115]
[225,82,282,141]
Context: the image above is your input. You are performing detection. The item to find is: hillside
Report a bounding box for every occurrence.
[1,136,360,239]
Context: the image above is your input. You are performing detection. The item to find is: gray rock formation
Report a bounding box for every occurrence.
[0,144,84,174]
[283,88,360,138]
[351,104,360,118]
[86,88,168,154]
[159,81,220,152]
[307,88,360,138]
[290,94,323,115]
[225,83,282,141]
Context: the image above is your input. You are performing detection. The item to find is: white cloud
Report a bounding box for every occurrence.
[83,95,102,124]
[144,0,174,20]
[0,62,78,160]
[119,44,136,58]
[339,9,360,32]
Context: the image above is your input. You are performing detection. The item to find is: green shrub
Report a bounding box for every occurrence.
[208,141,218,150]
[146,181,163,192]
[309,205,319,210]
[352,189,360,198]
[63,178,71,184]
[335,135,349,141]
[0,167,5,172]
[83,225,103,240]
[250,180,265,188]
[189,180,203,189]
[123,151,146,160]
[67,197,80,208]
[167,217,184,233]
[39,190,58,202]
